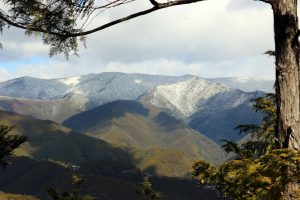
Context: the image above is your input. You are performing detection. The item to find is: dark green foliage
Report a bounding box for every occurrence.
[192,94,300,199]
[136,177,162,200]
[193,149,300,200]
[0,156,222,200]
[0,125,27,167]
[47,174,94,200]
[222,93,276,159]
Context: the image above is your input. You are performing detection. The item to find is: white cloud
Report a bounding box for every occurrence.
[0,0,276,81]
[0,55,275,81]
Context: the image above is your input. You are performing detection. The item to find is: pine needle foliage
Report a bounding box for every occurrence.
[223,93,276,159]
[0,125,27,167]
[0,0,93,57]
[192,94,300,200]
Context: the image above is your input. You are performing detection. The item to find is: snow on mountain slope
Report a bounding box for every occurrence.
[140,77,263,142]
[0,73,267,127]
[140,77,232,119]
[0,72,189,104]
[0,76,70,100]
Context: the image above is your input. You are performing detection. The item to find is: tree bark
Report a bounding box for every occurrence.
[272,0,300,199]
[273,0,300,151]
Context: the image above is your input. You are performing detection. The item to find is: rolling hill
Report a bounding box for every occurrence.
[0,110,224,199]
[0,109,223,177]
[63,100,225,166]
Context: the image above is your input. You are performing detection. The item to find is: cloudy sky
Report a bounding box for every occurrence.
[0,0,276,82]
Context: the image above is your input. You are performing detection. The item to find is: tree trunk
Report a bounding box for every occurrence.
[272,0,300,199]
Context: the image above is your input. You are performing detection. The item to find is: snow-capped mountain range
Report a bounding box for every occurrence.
[0,73,273,101]
[0,73,188,101]
[0,72,269,142]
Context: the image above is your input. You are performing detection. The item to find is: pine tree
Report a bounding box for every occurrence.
[192,94,300,200]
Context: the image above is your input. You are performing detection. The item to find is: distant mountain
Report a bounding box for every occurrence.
[0,73,190,122]
[0,72,189,101]
[0,95,88,123]
[207,77,274,92]
[0,73,266,142]
[0,73,273,102]
[140,78,263,142]
[63,100,225,166]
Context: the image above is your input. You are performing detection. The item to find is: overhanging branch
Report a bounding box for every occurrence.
[0,0,205,38]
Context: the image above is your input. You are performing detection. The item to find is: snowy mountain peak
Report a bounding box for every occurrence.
[141,77,231,118]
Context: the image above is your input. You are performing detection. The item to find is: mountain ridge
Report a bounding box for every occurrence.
[0,72,265,142]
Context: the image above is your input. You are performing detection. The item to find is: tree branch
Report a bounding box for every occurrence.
[149,0,160,7]
[0,0,205,38]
